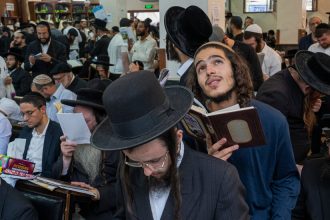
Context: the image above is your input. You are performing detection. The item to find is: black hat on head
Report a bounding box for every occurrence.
[295,51,330,95]
[164,5,212,58]
[111,26,119,33]
[93,18,108,31]
[61,78,110,111]
[4,47,24,62]
[67,28,78,37]
[49,62,72,76]
[91,71,193,151]
[91,55,114,66]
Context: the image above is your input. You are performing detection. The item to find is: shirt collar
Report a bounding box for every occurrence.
[52,84,64,100]
[177,58,193,77]
[32,119,50,137]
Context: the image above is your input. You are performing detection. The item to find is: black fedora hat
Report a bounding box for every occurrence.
[93,18,108,31]
[4,47,24,62]
[164,5,212,58]
[49,62,72,76]
[91,71,193,151]
[91,55,114,66]
[295,51,330,95]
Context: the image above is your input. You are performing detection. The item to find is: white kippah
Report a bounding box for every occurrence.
[33,74,52,85]
[245,24,263,34]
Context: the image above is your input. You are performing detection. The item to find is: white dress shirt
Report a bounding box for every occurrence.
[108,33,128,75]
[149,141,185,220]
[261,43,282,77]
[308,43,330,56]
[0,112,12,154]
[26,120,50,173]
[131,35,157,71]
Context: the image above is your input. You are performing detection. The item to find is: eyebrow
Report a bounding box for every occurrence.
[195,55,225,67]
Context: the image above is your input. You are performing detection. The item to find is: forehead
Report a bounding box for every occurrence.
[36,26,48,32]
[20,102,35,110]
[195,47,227,63]
[310,17,321,24]
[124,138,166,158]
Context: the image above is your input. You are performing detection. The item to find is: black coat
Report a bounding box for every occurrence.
[18,120,63,178]
[114,146,249,220]
[292,158,330,220]
[10,67,32,96]
[66,76,87,94]
[90,35,111,58]
[24,39,67,77]
[256,68,307,163]
[0,178,38,220]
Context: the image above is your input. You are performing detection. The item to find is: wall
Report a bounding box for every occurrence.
[307,0,330,24]
[126,0,159,11]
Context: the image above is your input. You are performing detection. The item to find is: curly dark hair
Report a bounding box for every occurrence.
[186,42,254,108]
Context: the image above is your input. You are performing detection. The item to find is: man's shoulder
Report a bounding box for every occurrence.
[46,120,62,134]
[251,99,287,122]
[51,39,66,49]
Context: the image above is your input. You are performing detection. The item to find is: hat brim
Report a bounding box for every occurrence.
[91,86,193,151]
[91,60,114,66]
[164,6,191,57]
[61,99,105,111]
[295,51,330,95]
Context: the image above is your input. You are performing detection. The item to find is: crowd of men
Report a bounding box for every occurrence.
[1,4,330,220]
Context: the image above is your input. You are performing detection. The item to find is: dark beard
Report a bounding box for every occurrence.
[136,31,145,37]
[7,65,17,71]
[148,168,171,191]
[38,37,50,45]
[207,85,236,104]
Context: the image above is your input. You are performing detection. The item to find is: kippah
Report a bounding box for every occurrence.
[33,74,52,85]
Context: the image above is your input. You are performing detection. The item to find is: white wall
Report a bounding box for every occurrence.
[126,1,159,11]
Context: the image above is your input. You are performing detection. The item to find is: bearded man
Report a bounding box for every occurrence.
[24,21,67,77]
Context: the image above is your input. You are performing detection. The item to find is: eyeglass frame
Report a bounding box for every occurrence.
[124,151,169,171]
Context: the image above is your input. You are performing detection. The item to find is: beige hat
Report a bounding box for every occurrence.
[245,24,262,34]
[33,74,53,86]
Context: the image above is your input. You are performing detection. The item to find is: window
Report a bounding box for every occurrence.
[306,0,317,11]
[244,0,274,13]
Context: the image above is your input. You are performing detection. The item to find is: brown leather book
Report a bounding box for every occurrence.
[181,105,266,149]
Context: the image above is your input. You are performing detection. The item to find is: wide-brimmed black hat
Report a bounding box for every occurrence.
[284,49,298,59]
[91,71,193,151]
[49,62,72,76]
[91,55,114,66]
[93,18,108,31]
[164,5,212,58]
[4,47,24,62]
[295,51,330,95]
[61,78,110,111]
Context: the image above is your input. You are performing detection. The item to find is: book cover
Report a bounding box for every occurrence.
[6,157,35,174]
[181,105,266,149]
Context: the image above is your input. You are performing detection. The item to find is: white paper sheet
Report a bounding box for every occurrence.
[7,138,26,158]
[57,113,91,144]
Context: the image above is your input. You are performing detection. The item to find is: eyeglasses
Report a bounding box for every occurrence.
[124,151,169,171]
[21,108,38,118]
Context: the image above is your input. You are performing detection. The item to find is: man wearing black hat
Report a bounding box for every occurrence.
[91,55,113,81]
[229,16,244,41]
[257,51,330,165]
[0,27,11,57]
[3,47,32,96]
[24,21,67,78]
[164,5,212,87]
[89,19,111,58]
[50,62,87,93]
[91,71,249,219]
[53,79,119,218]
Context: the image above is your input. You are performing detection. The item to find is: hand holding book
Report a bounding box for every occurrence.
[206,136,239,161]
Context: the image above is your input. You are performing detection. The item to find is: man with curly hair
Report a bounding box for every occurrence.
[190,41,300,219]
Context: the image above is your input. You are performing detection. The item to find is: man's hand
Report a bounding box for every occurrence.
[71,181,100,200]
[60,135,77,160]
[39,53,52,63]
[4,76,12,85]
[206,134,239,161]
[128,62,140,73]
[311,98,322,113]
[29,55,36,65]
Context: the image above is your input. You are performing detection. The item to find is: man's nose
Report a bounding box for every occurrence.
[143,166,154,177]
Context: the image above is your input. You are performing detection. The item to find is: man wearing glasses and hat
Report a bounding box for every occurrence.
[91,71,249,219]
[164,5,212,87]
[3,47,31,96]
[257,51,330,166]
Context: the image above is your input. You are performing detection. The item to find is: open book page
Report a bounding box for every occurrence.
[57,113,91,144]
[35,177,96,197]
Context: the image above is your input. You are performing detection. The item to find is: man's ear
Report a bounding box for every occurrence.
[40,105,46,114]
[176,129,183,144]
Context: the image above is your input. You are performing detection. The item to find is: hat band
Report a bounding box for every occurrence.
[111,98,174,139]
[307,56,330,84]
[77,95,102,106]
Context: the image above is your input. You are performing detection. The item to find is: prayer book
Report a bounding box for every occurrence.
[181,104,266,149]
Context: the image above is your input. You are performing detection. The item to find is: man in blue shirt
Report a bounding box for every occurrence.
[190,41,300,219]
[31,74,76,122]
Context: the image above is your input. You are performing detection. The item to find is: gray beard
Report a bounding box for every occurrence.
[73,144,102,184]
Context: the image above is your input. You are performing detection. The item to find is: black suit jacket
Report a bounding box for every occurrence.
[0,178,38,220]
[292,158,330,220]
[66,76,87,94]
[18,120,63,178]
[24,39,67,77]
[114,146,249,220]
[10,67,32,96]
[90,35,111,58]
